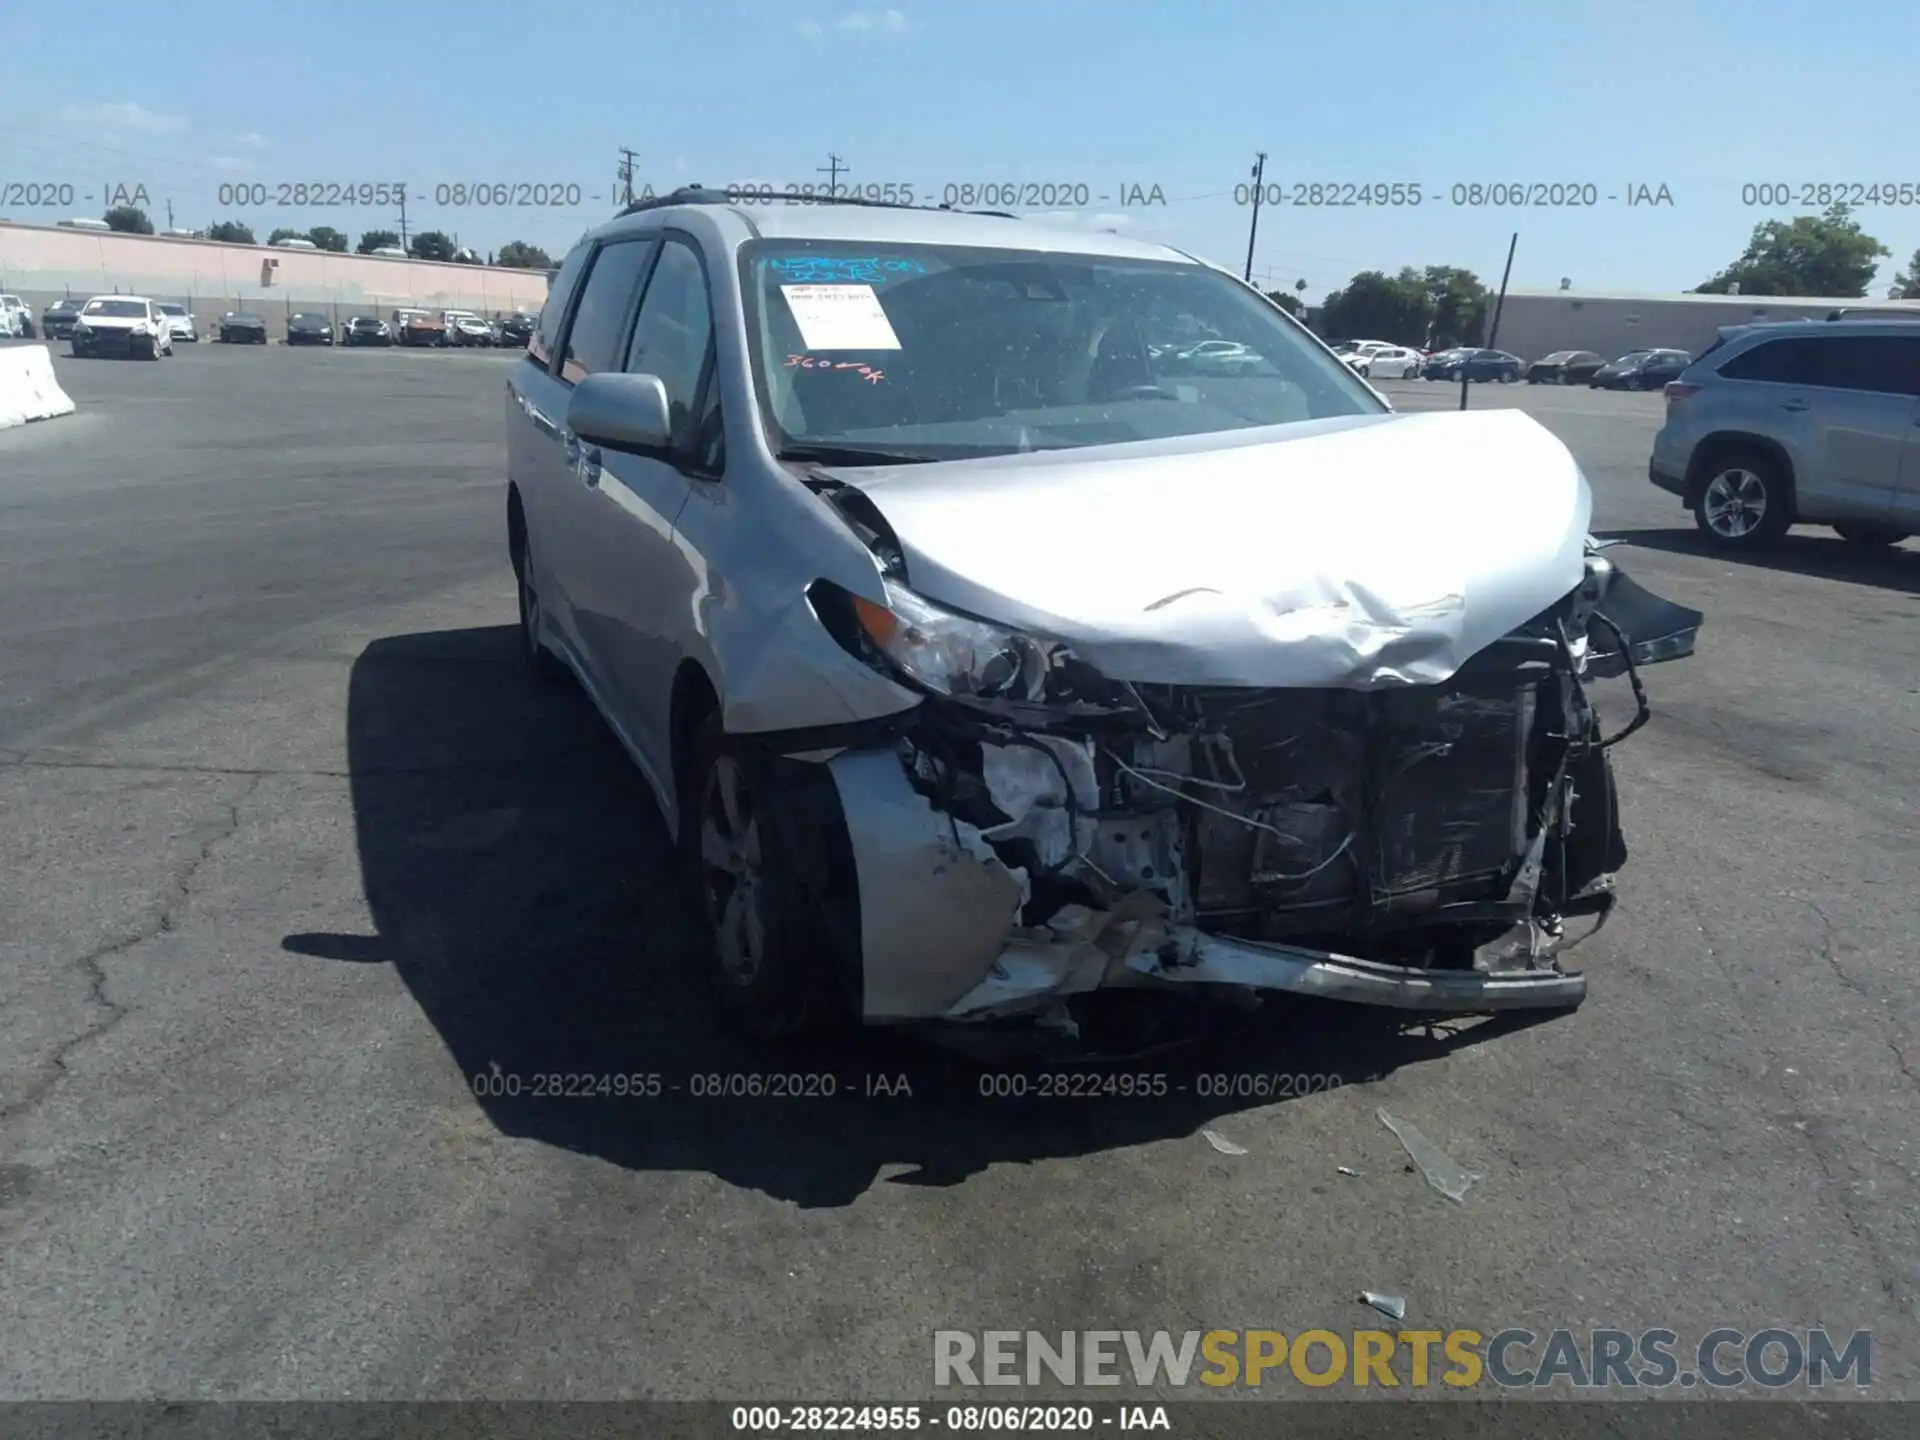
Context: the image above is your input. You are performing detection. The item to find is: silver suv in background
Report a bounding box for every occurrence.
[1649,319,1920,548]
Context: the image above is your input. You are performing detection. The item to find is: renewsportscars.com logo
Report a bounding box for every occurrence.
[933,1328,1873,1391]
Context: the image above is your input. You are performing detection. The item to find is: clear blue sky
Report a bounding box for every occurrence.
[4,0,1915,299]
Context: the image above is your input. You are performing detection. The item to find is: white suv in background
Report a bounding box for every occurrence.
[155,303,198,342]
[0,294,30,338]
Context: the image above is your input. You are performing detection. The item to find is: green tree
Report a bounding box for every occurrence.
[1317,268,1432,345]
[1695,204,1888,298]
[267,226,304,245]
[409,230,456,262]
[207,220,256,244]
[103,205,154,234]
[307,226,349,253]
[496,239,554,270]
[1264,290,1303,317]
[1889,246,1920,299]
[1420,265,1489,348]
[356,229,401,255]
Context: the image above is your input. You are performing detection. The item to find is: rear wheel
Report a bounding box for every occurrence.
[1833,522,1910,546]
[1693,450,1792,546]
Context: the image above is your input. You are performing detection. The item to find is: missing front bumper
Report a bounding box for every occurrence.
[824,744,1588,1024]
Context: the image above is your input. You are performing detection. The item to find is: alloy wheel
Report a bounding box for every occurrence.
[699,756,767,986]
[1702,469,1768,539]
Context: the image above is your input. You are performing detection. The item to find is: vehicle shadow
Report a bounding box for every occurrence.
[283,625,1558,1207]
[1597,525,1919,596]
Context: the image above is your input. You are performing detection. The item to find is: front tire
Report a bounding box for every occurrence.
[680,715,846,1039]
[1693,450,1792,547]
[512,523,566,684]
[1833,522,1910,546]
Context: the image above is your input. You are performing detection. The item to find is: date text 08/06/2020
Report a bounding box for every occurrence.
[465,1070,1369,1102]
[698,180,1678,209]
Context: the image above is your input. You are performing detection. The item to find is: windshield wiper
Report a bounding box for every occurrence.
[777,442,940,467]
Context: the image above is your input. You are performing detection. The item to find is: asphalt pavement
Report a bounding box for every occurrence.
[1,343,1916,1406]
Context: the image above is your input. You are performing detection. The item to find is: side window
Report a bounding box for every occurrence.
[1807,335,1920,396]
[560,239,657,384]
[623,238,718,464]
[1720,338,1812,385]
[529,242,594,369]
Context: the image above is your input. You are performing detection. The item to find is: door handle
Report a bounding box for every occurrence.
[530,405,559,437]
[1780,398,1810,412]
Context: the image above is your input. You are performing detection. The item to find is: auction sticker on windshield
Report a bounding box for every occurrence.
[779,284,901,350]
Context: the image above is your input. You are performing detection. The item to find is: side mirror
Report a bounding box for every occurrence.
[567,372,674,456]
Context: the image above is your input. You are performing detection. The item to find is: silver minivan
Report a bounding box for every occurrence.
[1649,319,1920,547]
[506,189,1700,1039]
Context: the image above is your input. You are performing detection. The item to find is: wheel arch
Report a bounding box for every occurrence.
[1684,432,1798,516]
[670,659,722,821]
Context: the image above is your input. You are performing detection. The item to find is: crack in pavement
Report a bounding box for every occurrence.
[1799,896,1919,1094]
[1683,892,1913,1314]
[0,771,270,1126]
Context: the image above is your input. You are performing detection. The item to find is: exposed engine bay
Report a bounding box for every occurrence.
[802,477,1701,1024]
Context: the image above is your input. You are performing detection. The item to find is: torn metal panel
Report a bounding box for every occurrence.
[826,748,1027,1020]
[832,409,1592,690]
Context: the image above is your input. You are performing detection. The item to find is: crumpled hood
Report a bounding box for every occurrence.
[837,408,1593,689]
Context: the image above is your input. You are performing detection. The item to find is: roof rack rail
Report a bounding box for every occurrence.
[1824,306,1920,321]
[619,185,1023,220]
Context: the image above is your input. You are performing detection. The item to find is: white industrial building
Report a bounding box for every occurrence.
[1487,288,1920,364]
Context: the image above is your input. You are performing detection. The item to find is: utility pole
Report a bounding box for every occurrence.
[618,148,640,206]
[397,189,411,252]
[1243,152,1266,284]
[166,198,175,230]
[1461,231,1519,412]
[819,153,846,196]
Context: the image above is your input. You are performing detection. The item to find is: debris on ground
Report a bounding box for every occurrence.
[1361,1291,1408,1321]
[1203,1129,1249,1156]
[1337,1165,1362,1177]
[1377,1108,1482,1204]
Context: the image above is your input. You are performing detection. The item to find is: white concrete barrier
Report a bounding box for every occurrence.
[0,344,77,430]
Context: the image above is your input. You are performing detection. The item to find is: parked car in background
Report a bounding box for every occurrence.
[71,295,174,359]
[496,311,536,347]
[343,315,393,347]
[443,311,498,347]
[1587,350,1653,388]
[1527,350,1606,385]
[1173,338,1266,374]
[1425,348,1522,382]
[0,294,34,338]
[287,313,335,346]
[218,311,268,344]
[1593,348,1690,390]
[42,299,82,339]
[1649,320,1919,549]
[155,303,198,343]
[507,193,1702,1039]
[392,308,446,347]
[1350,344,1424,379]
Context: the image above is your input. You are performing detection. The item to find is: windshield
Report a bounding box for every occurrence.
[83,299,148,318]
[232,313,262,323]
[158,304,187,316]
[740,240,1381,462]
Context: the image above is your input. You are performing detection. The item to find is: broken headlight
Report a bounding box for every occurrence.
[849,577,1049,702]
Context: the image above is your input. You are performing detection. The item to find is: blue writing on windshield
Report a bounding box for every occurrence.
[767,255,926,284]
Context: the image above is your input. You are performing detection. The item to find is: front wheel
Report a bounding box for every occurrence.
[1693,451,1792,546]
[680,715,848,1039]
[512,526,566,684]
[1833,522,1910,546]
